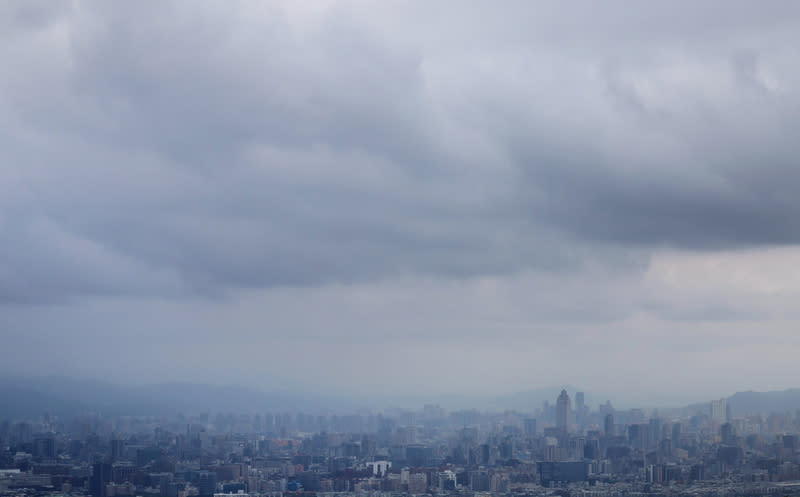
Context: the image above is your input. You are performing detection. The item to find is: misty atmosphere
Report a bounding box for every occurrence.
[3,1,800,497]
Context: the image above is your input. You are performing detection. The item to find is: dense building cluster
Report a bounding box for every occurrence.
[4,390,800,497]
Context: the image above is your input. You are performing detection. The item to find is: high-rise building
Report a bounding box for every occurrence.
[12,422,32,444]
[33,435,56,459]
[604,413,614,437]
[671,423,682,447]
[111,440,126,461]
[538,461,588,486]
[649,418,662,444]
[197,472,217,497]
[711,398,727,424]
[524,418,537,438]
[468,470,490,492]
[91,462,112,497]
[721,423,736,445]
[556,390,571,433]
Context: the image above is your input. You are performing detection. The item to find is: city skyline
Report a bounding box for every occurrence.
[5,1,800,496]
[4,382,800,496]
[4,375,800,418]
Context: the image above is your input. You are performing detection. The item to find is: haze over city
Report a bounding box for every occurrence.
[8,3,800,497]
[4,1,800,407]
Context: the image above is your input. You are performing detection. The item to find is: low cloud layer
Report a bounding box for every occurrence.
[2,1,800,403]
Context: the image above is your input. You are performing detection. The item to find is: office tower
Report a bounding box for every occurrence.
[524,418,537,438]
[584,438,600,459]
[91,462,112,497]
[570,437,585,460]
[721,423,736,445]
[628,424,651,450]
[469,470,490,492]
[12,422,32,444]
[33,435,56,459]
[710,398,727,424]
[406,445,433,467]
[499,437,514,460]
[197,471,217,497]
[604,413,614,437]
[649,418,662,444]
[111,439,126,461]
[575,392,585,428]
[628,424,639,447]
[661,423,672,441]
[671,423,681,447]
[556,390,571,433]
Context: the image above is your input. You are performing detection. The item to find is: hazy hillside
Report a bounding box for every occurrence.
[5,376,800,420]
[727,389,800,416]
[0,377,599,418]
[0,376,354,419]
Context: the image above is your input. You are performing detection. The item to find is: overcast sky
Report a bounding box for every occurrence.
[3,1,800,407]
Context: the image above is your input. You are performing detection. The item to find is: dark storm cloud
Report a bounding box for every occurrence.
[2,1,800,303]
[506,60,800,249]
[518,143,800,248]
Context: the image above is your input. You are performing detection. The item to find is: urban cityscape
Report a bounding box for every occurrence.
[4,2,800,497]
[4,386,800,497]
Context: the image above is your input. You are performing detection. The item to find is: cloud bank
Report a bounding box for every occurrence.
[2,1,800,403]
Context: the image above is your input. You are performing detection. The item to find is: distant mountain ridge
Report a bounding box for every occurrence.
[727,388,800,416]
[2,376,800,420]
[0,376,353,419]
[0,378,599,419]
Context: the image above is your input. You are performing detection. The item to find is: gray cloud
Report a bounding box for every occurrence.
[2,1,638,300]
[3,1,800,400]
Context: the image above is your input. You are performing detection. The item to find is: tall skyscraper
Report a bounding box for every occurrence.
[721,423,736,445]
[710,398,727,424]
[111,439,126,461]
[671,423,682,446]
[556,390,571,433]
[524,418,537,438]
[90,462,112,497]
[649,418,662,444]
[604,413,614,437]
